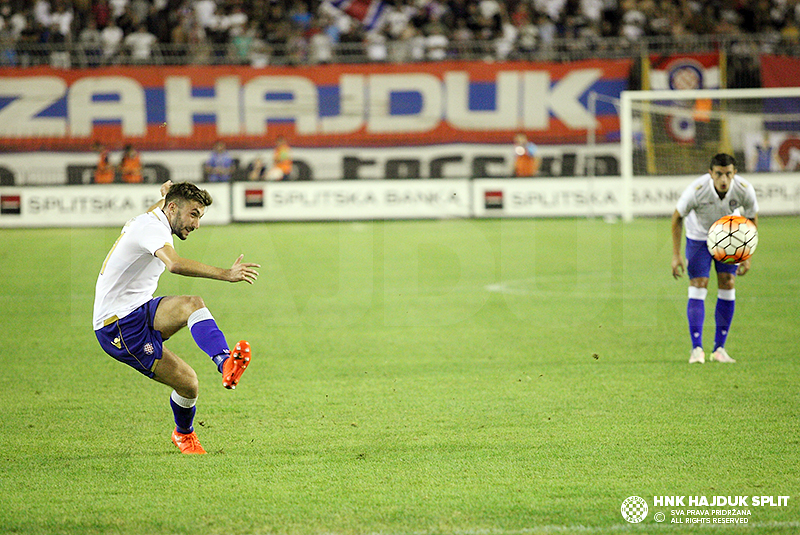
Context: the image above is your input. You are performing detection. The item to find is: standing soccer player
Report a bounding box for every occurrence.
[671,153,759,364]
[93,181,260,454]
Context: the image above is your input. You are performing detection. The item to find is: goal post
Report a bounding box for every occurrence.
[620,87,800,222]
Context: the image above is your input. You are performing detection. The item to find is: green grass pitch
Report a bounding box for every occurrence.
[1,216,798,535]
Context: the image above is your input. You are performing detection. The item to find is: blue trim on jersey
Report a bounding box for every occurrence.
[686,238,738,279]
[95,297,165,378]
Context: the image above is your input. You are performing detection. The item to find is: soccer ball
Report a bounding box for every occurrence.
[706,215,758,264]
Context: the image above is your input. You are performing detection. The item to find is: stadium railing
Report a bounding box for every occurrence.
[2,33,797,74]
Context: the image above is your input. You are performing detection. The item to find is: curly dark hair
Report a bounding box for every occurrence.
[164,182,213,207]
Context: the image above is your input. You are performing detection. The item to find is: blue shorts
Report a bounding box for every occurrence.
[95,297,165,378]
[686,238,738,280]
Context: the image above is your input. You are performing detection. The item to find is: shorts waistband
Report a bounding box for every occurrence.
[102,315,119,327]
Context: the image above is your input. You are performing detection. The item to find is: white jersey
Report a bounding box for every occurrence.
[92,209,173,330]
[675,173,759,241]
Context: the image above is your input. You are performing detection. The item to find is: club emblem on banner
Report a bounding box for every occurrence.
[621,496,648,523]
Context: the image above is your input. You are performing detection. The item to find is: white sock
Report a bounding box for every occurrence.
[717,288,735,301]
[170,390,197,408]
[187,307,215,330]
[688,287,708,300]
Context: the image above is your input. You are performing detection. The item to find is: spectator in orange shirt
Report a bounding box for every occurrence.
[513,133,540,177]
[93,141,115,184]
[120,144,143,183]
[267,136,292,180]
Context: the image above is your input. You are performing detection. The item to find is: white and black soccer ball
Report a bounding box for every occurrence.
[707,215,758,264]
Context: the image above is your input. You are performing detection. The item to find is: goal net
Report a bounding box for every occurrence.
[620,87,800,220]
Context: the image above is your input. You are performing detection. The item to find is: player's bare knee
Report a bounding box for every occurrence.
[186,295,205,312]
[178,295,206,320]
[718,274,735,290]
[690,277,709,289]
[179,369,199,399]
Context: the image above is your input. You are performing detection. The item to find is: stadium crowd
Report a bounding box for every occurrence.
[0,0,799,66]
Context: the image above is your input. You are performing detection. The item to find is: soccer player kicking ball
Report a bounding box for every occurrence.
[93,181,260,454]
[671,153,759,364]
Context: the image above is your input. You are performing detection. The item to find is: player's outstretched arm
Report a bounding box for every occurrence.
[156,246,260,284]
[670,210,685,279]
[228,254,260,284]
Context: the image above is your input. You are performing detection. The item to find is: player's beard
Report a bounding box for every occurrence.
[169,213,192,240]
[176,225,192,240]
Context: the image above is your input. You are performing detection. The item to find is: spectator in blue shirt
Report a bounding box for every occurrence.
[204,141,233,182]
[755,133,773,172]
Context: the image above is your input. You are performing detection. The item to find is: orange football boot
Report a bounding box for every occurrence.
[222,340,251,389]
[171,430,207,454]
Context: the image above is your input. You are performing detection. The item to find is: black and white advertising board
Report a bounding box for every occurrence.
[0,184,231,227]
[1,176,798,227]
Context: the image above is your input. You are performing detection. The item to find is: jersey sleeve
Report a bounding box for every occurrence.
[675,182,699,217]
[138,216,173,256]
[738,178,759,218]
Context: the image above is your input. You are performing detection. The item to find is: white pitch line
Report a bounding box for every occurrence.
[484,271,616,298]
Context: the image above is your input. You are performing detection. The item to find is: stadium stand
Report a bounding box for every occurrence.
[0,0,797,82]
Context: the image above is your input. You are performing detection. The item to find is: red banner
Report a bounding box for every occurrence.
[761,54,800,88]
[0,59,631,151]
